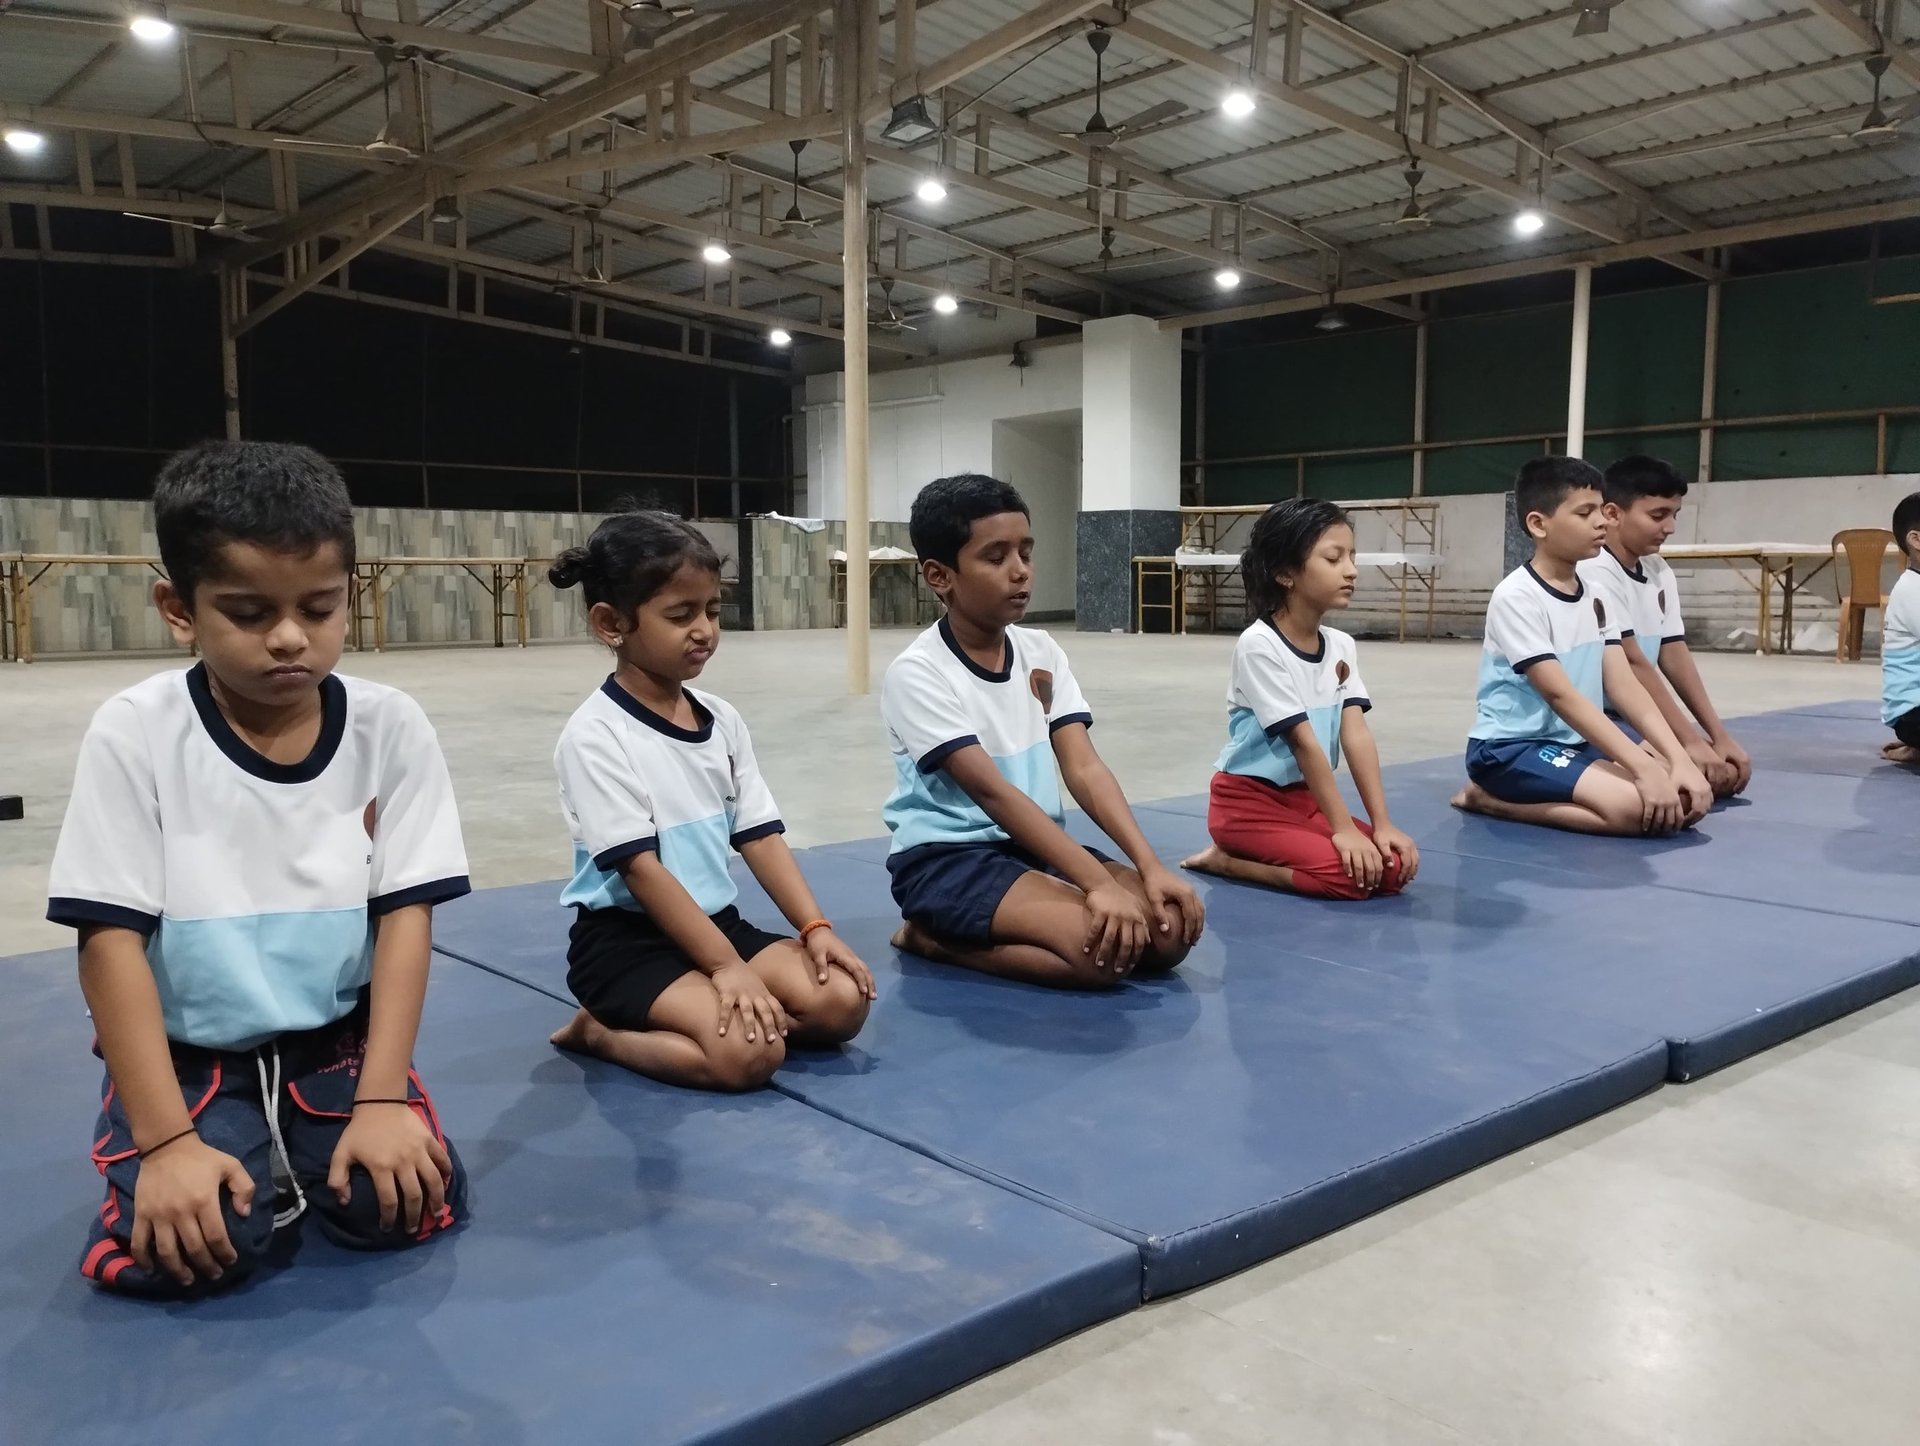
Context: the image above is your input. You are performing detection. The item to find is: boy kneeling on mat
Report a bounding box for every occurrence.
[1454,457,1713,836]
[1882,490,1920,765]
[48,442,473,1296]
[882,474,1204,987]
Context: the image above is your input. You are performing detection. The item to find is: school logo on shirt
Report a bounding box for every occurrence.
[1593,597,1607,629]
[1334,659,1350,686]
[363,799,376,865]
[1030,668,1054,711]
[1658,589,1667,613]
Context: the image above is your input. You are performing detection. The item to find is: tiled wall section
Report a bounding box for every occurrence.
[0,498,740,656]
[748,518,938,632]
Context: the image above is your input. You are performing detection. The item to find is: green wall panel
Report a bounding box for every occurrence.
[1428,309,1569,441]
[1204,462,1298,507]
[1718,264,1920,417]
[1887,418,1920,474]
[1712,422,1877,481]
[1587,286,1705,430]
[1423,441,1544,496]
[1302,452,1415,500]
[1205,327,1416,458]
[1592,428,1700,472]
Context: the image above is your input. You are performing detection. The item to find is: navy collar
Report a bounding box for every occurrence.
[600,676,713,743]
[1606,545,1648,582]
[1262,616,1326,664]
[939,614,1012,683]
[187,662,347,785]
[1524,562,1584,604]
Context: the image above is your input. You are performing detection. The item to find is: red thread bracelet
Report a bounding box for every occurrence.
[799,919,833,941]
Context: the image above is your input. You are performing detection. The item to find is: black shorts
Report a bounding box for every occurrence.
[566,904,790,1032]
[1894,707,1920,750]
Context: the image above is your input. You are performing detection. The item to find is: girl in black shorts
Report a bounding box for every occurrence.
[547,511,874,1091]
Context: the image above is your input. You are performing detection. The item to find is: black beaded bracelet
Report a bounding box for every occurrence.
[138,1126,197,1160]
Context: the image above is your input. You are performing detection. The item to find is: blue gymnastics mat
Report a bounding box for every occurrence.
[0,948,1139,1446]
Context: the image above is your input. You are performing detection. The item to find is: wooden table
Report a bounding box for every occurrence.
[1662,541,1899,655]
[2,553,170,663]
[351,557,532,652]
[829,548,939,628]
[1169,499,1444,640]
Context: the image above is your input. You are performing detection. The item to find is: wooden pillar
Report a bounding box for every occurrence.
[218,267,242,441]
[1566,263,1592,458]
[1698,274,1720,482]
[837,0,872,694]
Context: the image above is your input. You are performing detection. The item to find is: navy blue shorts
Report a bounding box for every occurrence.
[1467,738,1602,806]
[887,839,1115,943]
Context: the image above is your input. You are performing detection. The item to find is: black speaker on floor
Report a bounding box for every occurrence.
[0,796,22,822]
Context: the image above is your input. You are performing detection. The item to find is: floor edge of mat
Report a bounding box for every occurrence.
[1667,948,1920,1081]
[684,1246,1142,1446]
[1137,1039,1671,1299]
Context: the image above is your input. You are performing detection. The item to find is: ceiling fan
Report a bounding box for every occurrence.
[1748,51,1918,148]
[610,0,764,47]
[1060,26,1185,152]
[124,188,256,237]
[778,139,815,236]
[871,276,919,333]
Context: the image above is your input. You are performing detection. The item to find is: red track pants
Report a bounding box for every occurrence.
[1206,771,1405,902]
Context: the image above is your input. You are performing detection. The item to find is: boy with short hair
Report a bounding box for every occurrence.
[1576,455,1751,797]
[47,441,471,1297]
[1453,457,1713,836]
[1881,491,1920,765]
[882,473,1204,988]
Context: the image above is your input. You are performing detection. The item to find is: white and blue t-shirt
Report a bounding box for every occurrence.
[1882,568,1920,725]
[47,665,471,1052]
[1578,546,1685,656]
[1472,564,1620,745]
[881,617,1091,855]
[1216,620,1370,787]
[555,680,783,916]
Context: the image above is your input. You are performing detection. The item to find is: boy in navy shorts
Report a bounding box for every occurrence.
[1453,457,1711,836]
[46,442,471,1296]
[881,474,1204,988]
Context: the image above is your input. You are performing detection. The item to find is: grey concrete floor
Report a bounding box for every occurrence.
[3,631,1915,1444]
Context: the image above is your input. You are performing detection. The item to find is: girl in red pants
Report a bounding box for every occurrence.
[1182,498,1421,900]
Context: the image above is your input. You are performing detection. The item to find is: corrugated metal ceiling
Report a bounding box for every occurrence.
[2,0,1916,330]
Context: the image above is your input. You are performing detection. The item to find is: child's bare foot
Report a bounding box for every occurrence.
[891,921,955,964]
[1882,741,1920,764]
[1180,845,1235,878]
[1450,783,1486,813]
[549,1007,608,1057]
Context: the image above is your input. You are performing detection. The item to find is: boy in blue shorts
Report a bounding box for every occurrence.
[1453,457,1712,835]
[46,441,471,1296]
[1576,455,1751,797]
[882,474,1205,988]
[1881,491,1920,765]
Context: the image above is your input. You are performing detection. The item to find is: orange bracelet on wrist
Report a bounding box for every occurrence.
[799,919,833,941]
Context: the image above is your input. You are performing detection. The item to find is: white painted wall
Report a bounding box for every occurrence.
[801,340,1083,522]
[993,416,1080,617]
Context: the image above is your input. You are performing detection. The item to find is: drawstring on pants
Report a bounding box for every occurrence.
[255,1046,307,1228]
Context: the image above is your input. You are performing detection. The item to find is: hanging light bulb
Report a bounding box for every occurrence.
[1221,88,1255,119]
[1214,267,1241,290]
[701,239,731,265]
[915,174,947,204]
[768,327,793,347]
[129,7,176,43]
[4,127,47,154]
[1513,208,1546,237]
[932,292,960,315]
